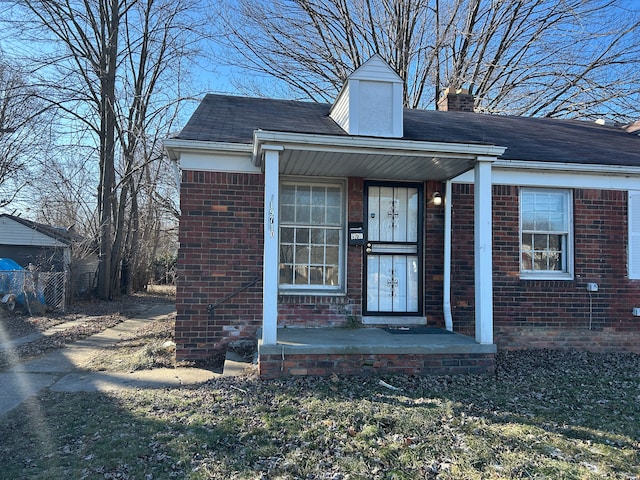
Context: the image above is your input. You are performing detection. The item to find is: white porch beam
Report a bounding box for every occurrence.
[262,146,283,345]
[474,156,495,344]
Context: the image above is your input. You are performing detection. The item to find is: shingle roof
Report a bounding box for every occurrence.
[0,213,81,245]
[176,94,640,167]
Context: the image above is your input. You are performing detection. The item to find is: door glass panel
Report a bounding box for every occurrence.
[395,187,408,242]
[392,255,407,312]
[366,255,379,311]
[406,255,419,312]
[367,254,419,313]
[367,255,394,312]
[368,186,418,242]
[407,189,418,242]
[379,186,395,242]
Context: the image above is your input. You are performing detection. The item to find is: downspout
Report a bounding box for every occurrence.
[443,180,453,331]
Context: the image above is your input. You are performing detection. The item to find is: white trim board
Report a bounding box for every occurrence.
[178,151,260,174]
[453,164,640,190]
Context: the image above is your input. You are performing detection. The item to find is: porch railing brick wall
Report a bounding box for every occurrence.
[452,184,640,353]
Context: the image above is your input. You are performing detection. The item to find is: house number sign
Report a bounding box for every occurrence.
[269,197,275,238]
[348,222,364,245]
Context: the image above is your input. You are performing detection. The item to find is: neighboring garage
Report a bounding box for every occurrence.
[0,213,73,271]
[0,213,98,302]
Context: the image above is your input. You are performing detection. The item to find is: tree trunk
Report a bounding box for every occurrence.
[96,0,120,300]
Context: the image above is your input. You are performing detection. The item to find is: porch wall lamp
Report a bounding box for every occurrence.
[431,191,442,206]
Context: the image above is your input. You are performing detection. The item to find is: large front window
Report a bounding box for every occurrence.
[520,188,573,279]
[279,180,344,290]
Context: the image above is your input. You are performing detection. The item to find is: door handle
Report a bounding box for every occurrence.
[365,242,372,254]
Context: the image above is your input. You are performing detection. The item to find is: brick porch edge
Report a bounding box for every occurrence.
[258,352,496,379]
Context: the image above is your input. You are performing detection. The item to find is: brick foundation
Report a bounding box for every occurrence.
[496,326,640,354]
[259,352,495,379]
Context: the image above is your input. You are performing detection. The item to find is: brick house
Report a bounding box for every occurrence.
[165,55,640,377]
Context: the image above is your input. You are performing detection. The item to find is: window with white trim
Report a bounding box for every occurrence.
[628,191,640,279]
[520,188,573,279]
[279,180,344,291]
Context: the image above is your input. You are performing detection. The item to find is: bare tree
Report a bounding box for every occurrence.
[10,0,206,298]
[217,0,640,120]
[0,57,49,208]
[29,152,98,234]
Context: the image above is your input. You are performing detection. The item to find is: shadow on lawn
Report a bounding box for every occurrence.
[1,349,637,479]
[0,388,256,479]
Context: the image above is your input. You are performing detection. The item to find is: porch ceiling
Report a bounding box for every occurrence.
[254,130,507,182]
[278,148,475,181]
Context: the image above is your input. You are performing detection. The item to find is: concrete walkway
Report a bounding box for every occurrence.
[0,304,236,418]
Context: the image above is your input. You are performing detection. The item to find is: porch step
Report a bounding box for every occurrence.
[222,351,255,377]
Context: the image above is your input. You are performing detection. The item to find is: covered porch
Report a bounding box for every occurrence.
[258,326,497,378]
[255,130,506,377]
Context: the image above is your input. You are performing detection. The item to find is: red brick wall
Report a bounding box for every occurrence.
[178,175,451,359]
[176,171,264,361]
[277,295,354,327]
[450,183,476,334]
[452,184,640,352]
[177,174,369,359]
[178,173,640,361]
[347,178,364,320]
[424,181,446,326]
[259,352,495,378]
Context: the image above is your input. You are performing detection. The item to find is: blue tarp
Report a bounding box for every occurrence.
[0,258,46,307]
[0,258,22,270]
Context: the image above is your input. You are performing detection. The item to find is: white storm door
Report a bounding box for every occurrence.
[365,184,422,315]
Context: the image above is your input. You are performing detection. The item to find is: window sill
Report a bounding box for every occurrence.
[278,289,346,297]
[520,272,574,281]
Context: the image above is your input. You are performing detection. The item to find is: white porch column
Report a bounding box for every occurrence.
[262,146,282,345]
[474,156,495,344]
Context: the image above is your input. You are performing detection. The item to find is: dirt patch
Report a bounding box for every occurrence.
[83,312,177,372]
[0,290,176,369]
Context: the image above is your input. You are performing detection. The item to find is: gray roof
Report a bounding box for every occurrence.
[176,94,640,167]
[0,213,81,245]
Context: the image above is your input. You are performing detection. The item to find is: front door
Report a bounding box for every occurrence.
[364,183,423,316]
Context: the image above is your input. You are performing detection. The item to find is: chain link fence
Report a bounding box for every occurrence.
[0,270,66,314]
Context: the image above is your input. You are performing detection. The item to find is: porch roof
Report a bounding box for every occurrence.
[253,130,505,181]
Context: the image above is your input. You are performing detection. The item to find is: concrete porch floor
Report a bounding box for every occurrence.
[258,327,497,356]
